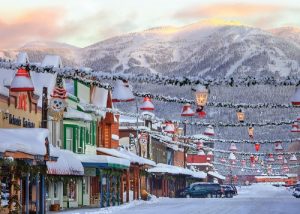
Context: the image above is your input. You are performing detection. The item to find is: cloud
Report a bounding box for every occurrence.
[0,7,65,49]
[173,3,300,27]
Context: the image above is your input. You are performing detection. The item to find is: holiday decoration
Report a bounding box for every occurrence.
[291,87,300,106]
[196,106,206,118]
[140,97,155,111]
[10,67,34,92]
[284,158,288,164]
[290,154,298,162]
[291,122,300,132]
[194,85,209,107]
[254,143,260,152]
[49,78,67,121]
[268,154,275,162]
[236,109,245,122]
[181,103,194,117]
[220,158,226,163]
[277,155,283,161]
[282,165,289,172]
[164,121,175,134]
[275,142,283,151]
[197,141,204,150]
[248,127,254,139]
[250,155,255,163]
[207,151,213,156]
[228,152,236,161]
[241,159,246,167]
[204,125,215,136]
[112,80,135,102]
[229,143,237,152]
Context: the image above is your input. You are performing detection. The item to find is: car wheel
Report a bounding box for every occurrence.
[229,193,233,198]
[207,193,212,198]
[186,194,191,198]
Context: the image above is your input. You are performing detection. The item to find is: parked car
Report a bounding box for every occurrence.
[292,187,300,198]
[230,185,238,195]
[221,185,234,198]
[178,182,223,198]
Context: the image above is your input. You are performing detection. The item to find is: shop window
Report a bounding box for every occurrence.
[69,180,77,200]
[65,127,73,152]
[86,128,90,145]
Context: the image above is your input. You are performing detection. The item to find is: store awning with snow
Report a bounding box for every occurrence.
[75,154,130,169]
[47,148,84,176]
[0,128,54,161]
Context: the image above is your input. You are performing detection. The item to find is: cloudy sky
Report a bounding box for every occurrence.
[0,0,299,49]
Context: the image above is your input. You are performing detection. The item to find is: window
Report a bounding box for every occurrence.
[69,180,77,200]
[54,183,58,198]
[65,127,73,151]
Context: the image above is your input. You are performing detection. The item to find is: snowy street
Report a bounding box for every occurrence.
[54,184,300,214]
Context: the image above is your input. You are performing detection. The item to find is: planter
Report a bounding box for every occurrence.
[50,204,60,211]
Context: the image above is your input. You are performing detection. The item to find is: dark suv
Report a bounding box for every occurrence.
[221,185,235,198]
[179,182,222,198]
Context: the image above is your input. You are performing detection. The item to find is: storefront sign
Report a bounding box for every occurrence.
[8,114,35,128]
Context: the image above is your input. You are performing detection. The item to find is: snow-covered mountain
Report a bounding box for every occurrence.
[1,21,300,78]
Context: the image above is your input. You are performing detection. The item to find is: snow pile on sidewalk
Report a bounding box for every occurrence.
[237,183,289,198]
[55,196,159,214]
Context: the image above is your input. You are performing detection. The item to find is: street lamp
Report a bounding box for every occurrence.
[236,109,245,123]
[194,85,209,118]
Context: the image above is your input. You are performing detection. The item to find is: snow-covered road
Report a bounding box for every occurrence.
[54,184,300,214]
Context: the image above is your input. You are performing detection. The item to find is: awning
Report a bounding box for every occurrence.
[97,147,156,167]
[47,148,84,176]
[0,128,48,156]
[208,171,226,180]
[75,154,130,169]
[148,163,206,179]
[64,107,93,121]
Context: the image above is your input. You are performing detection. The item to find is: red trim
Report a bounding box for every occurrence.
[292,101,300,106]
[204,132,214,136]
[112,98,135,102]
[140,107,154,111]
[10,87,34,92]
[181,113,194,117]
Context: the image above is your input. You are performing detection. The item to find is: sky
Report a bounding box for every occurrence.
[0,0,300,49]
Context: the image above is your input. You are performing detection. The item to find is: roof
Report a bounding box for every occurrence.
[0,128,48,156]
[75,154,130,169]
[64,107,93,121]
[15,52,29,65]
[47,148,84,176]
[41,55,62,68]
[208,171,226,180]
[96,147,156,166]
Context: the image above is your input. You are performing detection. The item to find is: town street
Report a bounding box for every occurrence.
[56,184,300,214]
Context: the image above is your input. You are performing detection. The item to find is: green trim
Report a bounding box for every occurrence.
[74,80,78,97]
[67,94,79,103]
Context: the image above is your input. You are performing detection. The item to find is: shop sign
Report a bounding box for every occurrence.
[8,114,35,128]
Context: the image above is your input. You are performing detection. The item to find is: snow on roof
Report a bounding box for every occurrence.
[47,148,84,175]
[255,175,288,179]
[148,163,203,178]
[119,115,144,123]
[112,134,119,141]
[91,87,108,117]
[16,52,29,65]
[187,162,213,167]
[31,71,57,107]
[96,147,156,166]
[64,107,93,121]
[208,171,226,180]
[192,134,211,141]
[75,154,130,168]
[0,128,48,156]
[0,68,15,96]
[41,55,62,68]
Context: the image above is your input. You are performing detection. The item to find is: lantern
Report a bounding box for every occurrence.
[181,103,194,117]
[207,151,213,156]
[140,97,155,111]
[194,85,209,107]
[291,122,300,132]
[229,143,237,152]
[254,143,260,152]
[283,158,288,164]
[291,87,300,106]
[290,154,297,162]
[248,127,254,138]
[250,155,255,163]
[268,154,275,162]
[282,165,289,172]
[10,67,34,92]
[228,152,236,161]
[164,121,175,134]
[204,125,214,136]
[112,80,135,102]
[236,109,245,123]
[275,142,283,151]
[277,155,283,161]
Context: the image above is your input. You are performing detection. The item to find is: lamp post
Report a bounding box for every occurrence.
[194,85,209,118]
